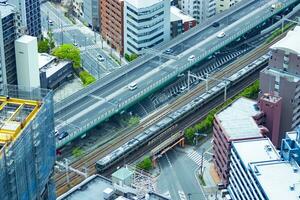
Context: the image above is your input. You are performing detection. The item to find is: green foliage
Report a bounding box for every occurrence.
[198,175,206,186]
[125,53,139,62]
[128,116,140,126]
[79,70,96,86]
[47,31,55,49]
[53,44,81,69]
[266,22,295,44]
[184,80,260,144]
[38,39,50,53]
[137,157,152,171]
[72,147,84,158]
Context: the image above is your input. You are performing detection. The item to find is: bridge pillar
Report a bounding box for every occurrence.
[152,157,157,168]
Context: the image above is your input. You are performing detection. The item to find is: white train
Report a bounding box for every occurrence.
[96,53,270,173]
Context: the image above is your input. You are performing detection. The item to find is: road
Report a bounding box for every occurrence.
[53,0,294,147]
[40,2,119,78]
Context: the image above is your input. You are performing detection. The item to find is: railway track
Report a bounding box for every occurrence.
[55,35,285,196]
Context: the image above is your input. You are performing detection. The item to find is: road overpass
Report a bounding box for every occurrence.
[55,0,300,148]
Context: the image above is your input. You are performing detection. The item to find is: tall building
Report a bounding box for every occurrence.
[8,0,42,37]
[15,35,40,89]
[124,0,170,55]
[100,0,124,55]
[213,97,264,186]
[83,0,99,30]
[216,0,241,13]
[0,85,56,200]
[0,2,20,85]
[179,0,216,23]
[227,138,300,200]
[260,26,300,145]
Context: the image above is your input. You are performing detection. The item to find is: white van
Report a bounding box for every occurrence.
[128,82,137,91]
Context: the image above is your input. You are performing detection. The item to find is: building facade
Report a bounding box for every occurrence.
[0,2,20,85]
[0,85,56,200]
[124,0,170,55]
[100,0,124,55]
[170,6,196,38]
[83,0,99,30]
[216,0,241,13]
[260,26,300,145]
[8,0,42,37]
[179,0,216,23]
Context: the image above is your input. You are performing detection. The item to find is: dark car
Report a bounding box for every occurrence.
[212,22,220,28]
[58,131,69,140]
[165,49,174,54]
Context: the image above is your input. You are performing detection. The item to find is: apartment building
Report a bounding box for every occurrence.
[179,0,216,23]
[260,26,300,146]
[100,0,124,55]
[216,0,241,13]
[124,0,170,55]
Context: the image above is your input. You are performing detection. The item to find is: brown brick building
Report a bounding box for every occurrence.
[99,0,124,55]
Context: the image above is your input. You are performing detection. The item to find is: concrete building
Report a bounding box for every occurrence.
[0,85,56,200]
[170,6,196,38]
[83,0,99,30]
[0,2,20,85]
[8,0,42,37]
[228,137,300,200]
[72,0,84,19]
[281,126,300,164]
[178,0,216,23]
[260,26,300,146]
[124,0,170,55]
[216,0,241,13]
[100,0,124,55]
[38,53,73,90]
[57,167,168,200]
[213,97,264,186]
[15,35,40,89]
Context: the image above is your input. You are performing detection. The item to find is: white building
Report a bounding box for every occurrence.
[228,138,300,200]
[124,0,170,55]
[15,35,40,88]
[178,0,216,23]
[216,0,241,13]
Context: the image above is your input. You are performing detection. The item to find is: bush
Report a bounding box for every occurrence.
[266,22,295,44]
[79,70,96,86]
[137,157,152,171]
[38,39,50,53]
[72,147,84,158]
[53,44,81,69]
[128,116,140,126]
[125,53,139,62]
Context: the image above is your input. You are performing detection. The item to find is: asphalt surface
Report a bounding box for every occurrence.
[53,0,284,143]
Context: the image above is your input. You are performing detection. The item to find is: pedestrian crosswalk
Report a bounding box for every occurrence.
[79,44,101,51]
[187,150,210,166]
[178,190,187,200]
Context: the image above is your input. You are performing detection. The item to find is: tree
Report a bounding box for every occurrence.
[128,116,140,126]
[184,127,196,144]
[38,39,50,53]
[79,70,96,86]
[72,147,84,158]
[53,44,81,69]
[137,157,152,171]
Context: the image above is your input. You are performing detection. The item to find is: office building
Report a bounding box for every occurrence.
[124,0,170,55]
[178,0,216,23]
[216,0,241,13]
[213,97,265,186]
[100,0,124,55]
[8,0,42,37]
[38,53,73,89]
[15,35,40,89]
[170,6,196,38]
[83,0,99,30]
[228,137,300,200]
[0,85,56,200]
[260,26,300,146]
[0,2,20,85]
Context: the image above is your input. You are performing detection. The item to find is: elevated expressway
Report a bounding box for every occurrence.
[55,0,299,148]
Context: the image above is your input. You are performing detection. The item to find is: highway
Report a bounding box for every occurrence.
[54,0,299,147]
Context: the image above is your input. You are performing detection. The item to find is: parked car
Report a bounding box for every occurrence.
[188,55,196,61]
[217,31,226,38]
[165,49,174,54]
[97,54,105,62]
[48,20,54,26]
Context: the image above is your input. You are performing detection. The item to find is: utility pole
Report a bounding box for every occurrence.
[200,148,205,177]
[187,70,208,91]
[60,22,64,44]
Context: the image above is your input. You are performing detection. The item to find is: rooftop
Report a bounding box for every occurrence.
[262,66,300,82]
[260,93,282,104]
[38,53,71,78]
[112,167,133,181]
[271,26,300,55]
[253,161,300,200]
[216,97,262,140]
[232,138,280,168]
[126,0,163,9]
[170,6,195,23]
[0,96,41,145]
[15,35,36,44]
[0,1,15,18]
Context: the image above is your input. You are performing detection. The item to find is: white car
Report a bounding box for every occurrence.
[97,54,105,62]
[217,31,226,38]
[188,55,196,61]
[73,41,78,47]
